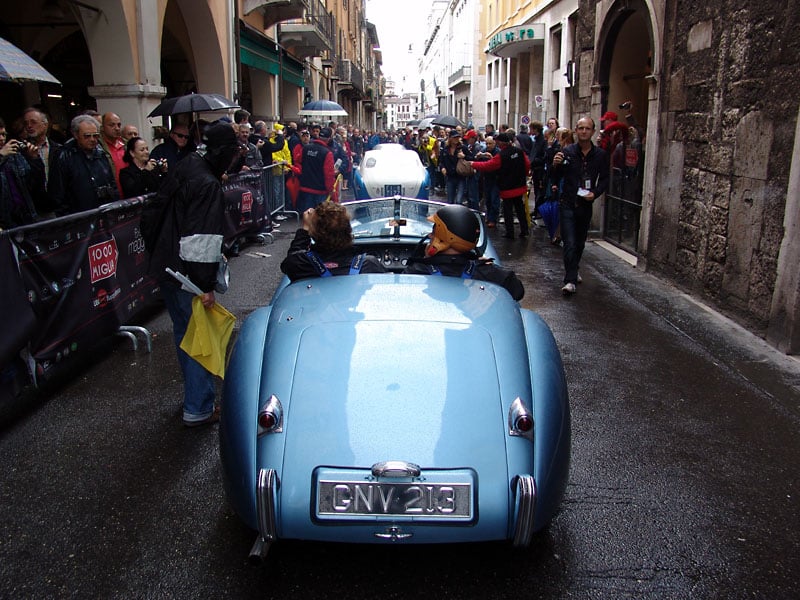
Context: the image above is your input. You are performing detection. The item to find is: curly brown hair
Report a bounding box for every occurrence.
[311,201,353,253]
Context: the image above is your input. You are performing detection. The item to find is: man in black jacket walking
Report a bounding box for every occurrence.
[551,117,609,295]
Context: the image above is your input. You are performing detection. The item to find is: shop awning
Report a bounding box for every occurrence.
[240,25,305,88]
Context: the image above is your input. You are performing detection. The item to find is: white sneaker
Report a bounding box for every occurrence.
[577,273,583,283]
[562,282,577,295]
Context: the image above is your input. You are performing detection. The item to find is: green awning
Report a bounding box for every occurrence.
[240,30,305,88]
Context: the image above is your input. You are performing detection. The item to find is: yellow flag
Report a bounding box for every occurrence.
[180,296,236,378]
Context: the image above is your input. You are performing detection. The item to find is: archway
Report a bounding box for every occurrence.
[596,1,655,254]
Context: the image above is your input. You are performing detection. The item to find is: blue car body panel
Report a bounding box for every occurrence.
[221,271,571,546]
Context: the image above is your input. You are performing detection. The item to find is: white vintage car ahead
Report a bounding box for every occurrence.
[353,143,430,200]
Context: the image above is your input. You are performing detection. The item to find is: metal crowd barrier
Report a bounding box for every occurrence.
[0,168,288,396]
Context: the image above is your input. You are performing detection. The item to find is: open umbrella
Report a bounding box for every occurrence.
[148,92,239,118]
[0,36,60,84]
[417,117,436,130]
[432,115,466,128]
[298,99,348,117]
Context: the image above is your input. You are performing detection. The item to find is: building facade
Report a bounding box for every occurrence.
[0,0,385,144]
[413,0,800,353]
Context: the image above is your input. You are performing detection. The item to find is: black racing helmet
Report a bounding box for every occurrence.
[426,204,480,256]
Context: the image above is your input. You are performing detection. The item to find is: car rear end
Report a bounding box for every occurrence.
[221,275,565,559]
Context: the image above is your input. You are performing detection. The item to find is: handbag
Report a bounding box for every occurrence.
[456,158,475,177]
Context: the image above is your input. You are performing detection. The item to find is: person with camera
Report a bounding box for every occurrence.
[48,115,119,215]
[280,201,386,282]
[0,118,47,229]
[119,136,168,198]
[551,116,609,295]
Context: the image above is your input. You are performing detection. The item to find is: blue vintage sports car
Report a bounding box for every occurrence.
[353,143,430,200]
[220,197,570,561]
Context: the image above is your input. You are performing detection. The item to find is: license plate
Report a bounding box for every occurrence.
[317,480,472,519]
[384,184,403,196]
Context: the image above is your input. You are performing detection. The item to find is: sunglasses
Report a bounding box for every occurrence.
[172,132,190,140]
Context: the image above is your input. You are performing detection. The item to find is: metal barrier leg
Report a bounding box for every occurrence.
[116,330,138,352]
[117,325,153,353]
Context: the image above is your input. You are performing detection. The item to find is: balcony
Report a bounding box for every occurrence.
[448,65,471,89]
[336,59,364,96]
[244,0,305,29]
[278,0,334,59]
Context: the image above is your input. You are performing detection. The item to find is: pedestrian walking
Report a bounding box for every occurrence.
[551,117,609,295]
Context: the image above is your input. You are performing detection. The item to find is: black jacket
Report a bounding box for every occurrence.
[403,251,524,301]
[529,134,547,172]
[280,229,386,282]
[49,143,119,215]
[119,164,165,198]
[146,153,225,292]
[554,142,610,206]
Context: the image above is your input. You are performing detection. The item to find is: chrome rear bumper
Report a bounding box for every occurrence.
[250,468,279,563]
[512,474,537,547]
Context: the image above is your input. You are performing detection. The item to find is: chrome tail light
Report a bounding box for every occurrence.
[258,394,283,435]
[508,397,534,441]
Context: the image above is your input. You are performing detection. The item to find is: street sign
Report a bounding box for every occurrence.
[521,114,530,125]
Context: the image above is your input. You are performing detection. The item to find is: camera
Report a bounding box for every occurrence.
[95,185,116,201]
[157,158,168,168]
[619,101,632,110]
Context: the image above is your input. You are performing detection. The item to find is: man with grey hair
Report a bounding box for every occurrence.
[48,115,119,214]
[22,107,61,187]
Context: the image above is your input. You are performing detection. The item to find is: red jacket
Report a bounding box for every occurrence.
[290,138,336,195]
[470,145,530,199]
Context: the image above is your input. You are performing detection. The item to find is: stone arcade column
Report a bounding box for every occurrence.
[81,0,166,145]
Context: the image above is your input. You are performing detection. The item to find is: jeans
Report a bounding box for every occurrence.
[484,179,500,224]
[161,283,216,423]
[445,176,465,205]
[296,191,328,213]
[560,199,593,284]
[465,175,480,210]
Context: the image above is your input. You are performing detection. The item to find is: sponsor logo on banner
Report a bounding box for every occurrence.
[88,237,119,283]
[241,191,253,213]
[128,226,147,266]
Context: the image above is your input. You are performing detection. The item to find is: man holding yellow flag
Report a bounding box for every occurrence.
[144,121,241,427]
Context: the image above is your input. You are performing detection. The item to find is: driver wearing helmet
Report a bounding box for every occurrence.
[403,204,524,301]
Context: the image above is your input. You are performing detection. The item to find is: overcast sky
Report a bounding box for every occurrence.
[365,0,430,94]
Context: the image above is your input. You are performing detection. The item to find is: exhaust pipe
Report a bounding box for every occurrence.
[248,537,272,565]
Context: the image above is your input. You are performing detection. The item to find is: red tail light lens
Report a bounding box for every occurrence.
[258,411,278,430]
[258,394,283,435]
[515,414,533,432]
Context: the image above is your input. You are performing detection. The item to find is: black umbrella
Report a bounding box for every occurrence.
[148,92,239,118]
[432,115,466,128]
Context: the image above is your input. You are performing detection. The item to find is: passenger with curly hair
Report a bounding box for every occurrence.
[280,201,386,281]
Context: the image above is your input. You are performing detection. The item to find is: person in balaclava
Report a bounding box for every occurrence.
[403,204,524,301]
[145,121,242,427]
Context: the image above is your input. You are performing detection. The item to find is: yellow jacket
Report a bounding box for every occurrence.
[270,134,292,174]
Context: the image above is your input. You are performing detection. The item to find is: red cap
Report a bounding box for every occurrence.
[463,129,477,140]
[601,111,618,122]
